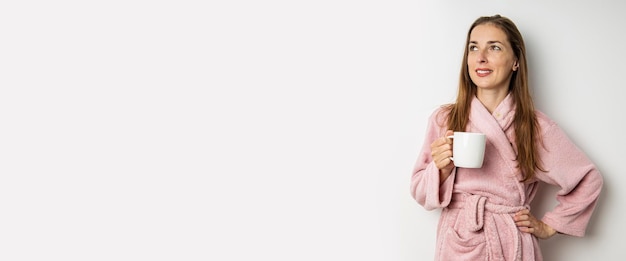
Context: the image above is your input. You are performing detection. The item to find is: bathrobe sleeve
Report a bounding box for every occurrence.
[535,120,603,237]
[410,109,455,210]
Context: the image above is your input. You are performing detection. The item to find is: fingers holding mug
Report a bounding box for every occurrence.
[434,148,453,170]
[431,130,455,170]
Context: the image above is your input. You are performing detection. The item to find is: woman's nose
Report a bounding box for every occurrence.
[476,50,487,63]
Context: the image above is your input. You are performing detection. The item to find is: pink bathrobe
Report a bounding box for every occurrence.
[410,95,603,261]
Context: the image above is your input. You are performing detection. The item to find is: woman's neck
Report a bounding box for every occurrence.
[476,88,509,113]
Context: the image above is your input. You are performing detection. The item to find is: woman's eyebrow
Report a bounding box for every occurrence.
[469,40,504,45]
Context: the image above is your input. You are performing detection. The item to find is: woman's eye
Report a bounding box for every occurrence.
[491,45,502,51]
[469,46,478,51]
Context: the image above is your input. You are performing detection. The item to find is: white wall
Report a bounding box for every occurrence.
[2,1,624,260]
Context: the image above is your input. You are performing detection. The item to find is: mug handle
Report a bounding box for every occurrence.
[446,135,454,161]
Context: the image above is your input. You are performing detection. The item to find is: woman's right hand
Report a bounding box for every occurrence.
[430,130,455,183]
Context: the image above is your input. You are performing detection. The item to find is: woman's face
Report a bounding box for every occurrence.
[467,24,518,92]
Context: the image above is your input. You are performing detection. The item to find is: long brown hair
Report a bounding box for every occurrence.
[446,14,543,182]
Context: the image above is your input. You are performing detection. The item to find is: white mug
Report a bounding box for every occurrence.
[447,132,486,168]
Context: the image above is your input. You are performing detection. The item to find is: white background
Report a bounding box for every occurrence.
[1,1,624,260]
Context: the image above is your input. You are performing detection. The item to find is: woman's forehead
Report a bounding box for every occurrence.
[469,24,509,43]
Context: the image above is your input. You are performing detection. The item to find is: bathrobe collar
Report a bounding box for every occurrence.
[469,93,517,164]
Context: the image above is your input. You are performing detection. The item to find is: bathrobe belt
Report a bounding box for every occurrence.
[449,193,529,261]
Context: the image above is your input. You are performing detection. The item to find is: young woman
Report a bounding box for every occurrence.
[410,15,603,260]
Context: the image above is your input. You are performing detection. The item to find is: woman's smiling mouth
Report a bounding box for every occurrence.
[476,69,493,77]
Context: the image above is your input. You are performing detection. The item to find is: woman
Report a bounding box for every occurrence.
[410,15,603,260]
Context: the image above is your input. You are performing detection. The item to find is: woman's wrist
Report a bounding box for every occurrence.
[540,222,557,239]
[439,168,453,185]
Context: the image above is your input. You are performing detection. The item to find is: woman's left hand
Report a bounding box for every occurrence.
[514,209,557,239]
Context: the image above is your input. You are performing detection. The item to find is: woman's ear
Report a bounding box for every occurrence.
[512,61,519,71]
